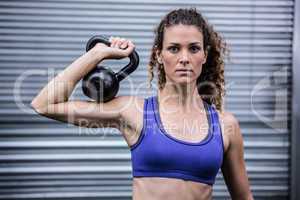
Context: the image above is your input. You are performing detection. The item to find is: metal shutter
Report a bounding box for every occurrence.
[0,0,293,199]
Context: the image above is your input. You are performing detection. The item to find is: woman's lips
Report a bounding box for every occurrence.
[175,69,193,73]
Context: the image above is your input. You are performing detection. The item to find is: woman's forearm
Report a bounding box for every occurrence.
[30,48,105,109]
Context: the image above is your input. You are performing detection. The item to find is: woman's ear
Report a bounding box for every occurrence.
[156,51,163,64]
[203,49,208,65]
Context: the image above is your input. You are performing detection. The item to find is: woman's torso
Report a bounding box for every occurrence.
[119,96,229,200]
[132,177,212,200]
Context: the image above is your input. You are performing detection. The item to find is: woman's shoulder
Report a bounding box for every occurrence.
[217,110,239,127]
[215,110,242,153]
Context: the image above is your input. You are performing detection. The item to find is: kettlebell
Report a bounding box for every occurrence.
[82,35,139,102]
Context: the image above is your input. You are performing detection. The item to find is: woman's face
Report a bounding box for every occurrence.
[157,24,207,86]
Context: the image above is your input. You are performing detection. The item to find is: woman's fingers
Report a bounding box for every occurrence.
[106,36,135,58]
[113,37,121,48]
[116,38,126,48]
[120,40,129,49]
[109,36,130,49]
[123,40,135,55]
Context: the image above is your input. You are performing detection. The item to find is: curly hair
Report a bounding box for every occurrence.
[147,8,228,112]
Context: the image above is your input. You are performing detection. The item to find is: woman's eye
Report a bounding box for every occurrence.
[190,46,201,53]
[168,46,179,53]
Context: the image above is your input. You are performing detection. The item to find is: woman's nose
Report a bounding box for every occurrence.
[180,59,189,65]
[179,51,190,65]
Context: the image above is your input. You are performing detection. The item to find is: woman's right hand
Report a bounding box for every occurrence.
[92,36,135,60]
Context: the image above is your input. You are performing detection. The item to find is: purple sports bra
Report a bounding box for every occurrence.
[130,96,224,185]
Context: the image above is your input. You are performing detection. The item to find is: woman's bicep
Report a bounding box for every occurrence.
[31,96,129,128]
[221,112,253,200]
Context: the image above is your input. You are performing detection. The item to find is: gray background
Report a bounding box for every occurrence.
[0,0,296,199]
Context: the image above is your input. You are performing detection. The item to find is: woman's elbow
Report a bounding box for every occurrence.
[30,100,48,115]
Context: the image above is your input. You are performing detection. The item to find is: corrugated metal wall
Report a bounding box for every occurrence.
[0,0,293,199]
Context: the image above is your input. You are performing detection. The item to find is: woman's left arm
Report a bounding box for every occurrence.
[220,112,254,200]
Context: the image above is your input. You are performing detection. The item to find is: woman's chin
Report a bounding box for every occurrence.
[172,79,197,86]
[165,75,197,86]
[177,76,195,83]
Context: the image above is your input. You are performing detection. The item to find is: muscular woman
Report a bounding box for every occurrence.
[31,8,254,200]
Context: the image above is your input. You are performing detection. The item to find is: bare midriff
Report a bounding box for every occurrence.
[132,177,212,200]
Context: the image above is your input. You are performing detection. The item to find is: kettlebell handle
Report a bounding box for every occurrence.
[86,35,139,82]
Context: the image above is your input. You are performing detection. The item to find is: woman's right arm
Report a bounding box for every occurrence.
[30,37,136,129]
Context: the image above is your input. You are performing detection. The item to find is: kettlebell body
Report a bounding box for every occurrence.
[82,35,139,102]
[82,66,119,103]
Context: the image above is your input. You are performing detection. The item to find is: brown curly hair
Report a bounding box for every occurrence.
[147,8,228,112]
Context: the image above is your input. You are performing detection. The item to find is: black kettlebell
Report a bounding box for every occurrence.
[82,35,139,102]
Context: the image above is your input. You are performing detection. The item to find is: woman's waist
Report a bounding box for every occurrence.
[132,177,212,200]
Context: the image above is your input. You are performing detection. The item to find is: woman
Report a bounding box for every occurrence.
[31,8,253,200]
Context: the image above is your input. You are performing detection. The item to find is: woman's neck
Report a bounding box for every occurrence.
[157,83,204,114]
